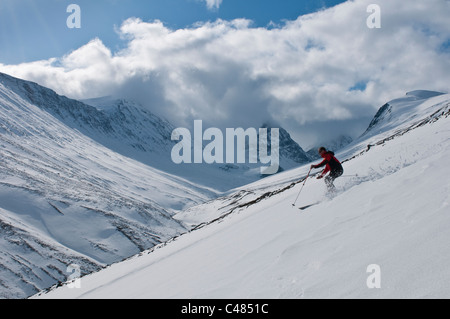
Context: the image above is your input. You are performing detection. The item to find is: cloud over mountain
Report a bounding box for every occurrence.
[1,0,449,146]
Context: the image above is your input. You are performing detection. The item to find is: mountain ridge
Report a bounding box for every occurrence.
[0,72,312,190]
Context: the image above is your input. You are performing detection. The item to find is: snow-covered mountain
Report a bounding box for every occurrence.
[36,90,450,299]
[80,96,177,157]
[361,90,446,137]
[0,72,313,298]
[0,73,217,298]
[3,70,449,299]
[1,72,311,193]
[81,98,312,189]
[260,124,311,171]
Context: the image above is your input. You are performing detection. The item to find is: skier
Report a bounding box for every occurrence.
[311,147,344,193]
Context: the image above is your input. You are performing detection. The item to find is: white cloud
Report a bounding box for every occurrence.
[204,0,223,10]
[1,0,449,146]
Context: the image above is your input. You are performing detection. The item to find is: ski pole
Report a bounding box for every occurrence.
[292,167,312,207]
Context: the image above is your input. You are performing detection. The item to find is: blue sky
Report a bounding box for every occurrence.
[0,0,346,64]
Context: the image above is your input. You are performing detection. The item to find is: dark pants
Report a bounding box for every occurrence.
[325,168,344,192]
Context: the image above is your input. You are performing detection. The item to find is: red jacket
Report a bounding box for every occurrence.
[313,151,343,177]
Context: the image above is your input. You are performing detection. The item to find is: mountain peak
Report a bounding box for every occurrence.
[405,90,445,99]
[260,123,311,168]
[362,90,449,138]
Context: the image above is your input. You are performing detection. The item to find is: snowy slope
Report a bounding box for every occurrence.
[37,92,450,299]
[0,74,217,298]
[177,90,450,227]
[361,90,445,137]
